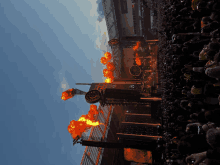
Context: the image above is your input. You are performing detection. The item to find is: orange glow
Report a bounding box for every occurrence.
[103,69,110,77]
[100,109,104,114]
[78,116,100,126]
[134,43,142,66]
[90,104,97,111]
[105,77,113,83]
[68,104,103,139]
[61,89,74,101]
[104,52,112,61]
[88,104,98,118]
[135,57,141,66]
[133,41,141,51]
[100,57,108,65]
[106,62,115,71]
[124,148,152,164]
[107,71,114,78]
[103,69,114,78]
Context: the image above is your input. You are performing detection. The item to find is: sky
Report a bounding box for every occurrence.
[0,0,110,164]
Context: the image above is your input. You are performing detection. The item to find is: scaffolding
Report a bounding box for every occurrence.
[80,105,113,165]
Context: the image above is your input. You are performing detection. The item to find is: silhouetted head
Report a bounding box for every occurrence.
[197,2,207,11]
[202,16,211,24]
[177,141,192,155]
[182,47,188,53]
[209,42,220,51]
[180,100,189,108]
[206,50,217,60]
[206,128,220,148]
[193,51,200,56]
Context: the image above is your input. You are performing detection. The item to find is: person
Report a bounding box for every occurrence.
[202,122,216,132]
[210,11,220,22]
[206,66,220,79]
[186,127,220,165]
[178,133,210,156]
[205,109,220,126]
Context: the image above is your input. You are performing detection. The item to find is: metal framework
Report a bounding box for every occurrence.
[80,105,113,165]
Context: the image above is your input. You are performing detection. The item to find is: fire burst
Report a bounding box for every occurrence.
[101,52,115,83]
[133,42,142,66]
[104,52,112,61]
[61,89,74,101]
[103,70,113,78]
[135,57,141,66]
[100,57,108,65]
[107,62,115,71]
[105,77,113,83]
[67,104,103,139]
[133,41,141,51]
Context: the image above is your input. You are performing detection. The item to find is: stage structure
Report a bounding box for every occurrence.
[70,83,161,107]
[85,88,161,106]
[62,83,162,165]
[79,105,114,165]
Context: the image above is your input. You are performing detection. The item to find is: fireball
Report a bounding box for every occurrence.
[61,89,74,101]
[106,62,115,71]
[68,111,102,139]
[135,57,141,66]
[104,52,112,61]
[103,69,113,78]
[100,57,108,65]
[133,41,141,51]
[103,69,109,77]
[88,104,98,117]
[105,77,113,83]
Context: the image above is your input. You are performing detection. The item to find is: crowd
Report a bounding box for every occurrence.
[155,0,220,164]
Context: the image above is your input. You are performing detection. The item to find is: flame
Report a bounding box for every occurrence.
[103,69,112,77]
[78,116,100,126]
[106,62,115,71]
[61,89,74,101]
[133,41,141,51]
[134,44,142,66]
[100,109,104,114]
[68,104,103,139]
[88,104,98,118]
[100,57,108,65]
[103,69,109,77]
[104,70,113,78]
[105,77,113,83]
[104,52,112,61]
[135,57,141,66]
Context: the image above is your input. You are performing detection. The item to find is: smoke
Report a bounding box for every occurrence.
[61,77,70,91]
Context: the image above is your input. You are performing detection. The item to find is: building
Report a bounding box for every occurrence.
[102,0,145,40]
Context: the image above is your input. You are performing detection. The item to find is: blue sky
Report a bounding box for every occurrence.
[0,0,109,164]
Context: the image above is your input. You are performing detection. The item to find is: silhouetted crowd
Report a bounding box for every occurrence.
[155,0,220,164]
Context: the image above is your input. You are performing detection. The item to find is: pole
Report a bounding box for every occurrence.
[76,83,92,85]
[140,97,162,101]
[111,81,142,85]
[80,140,157,150]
